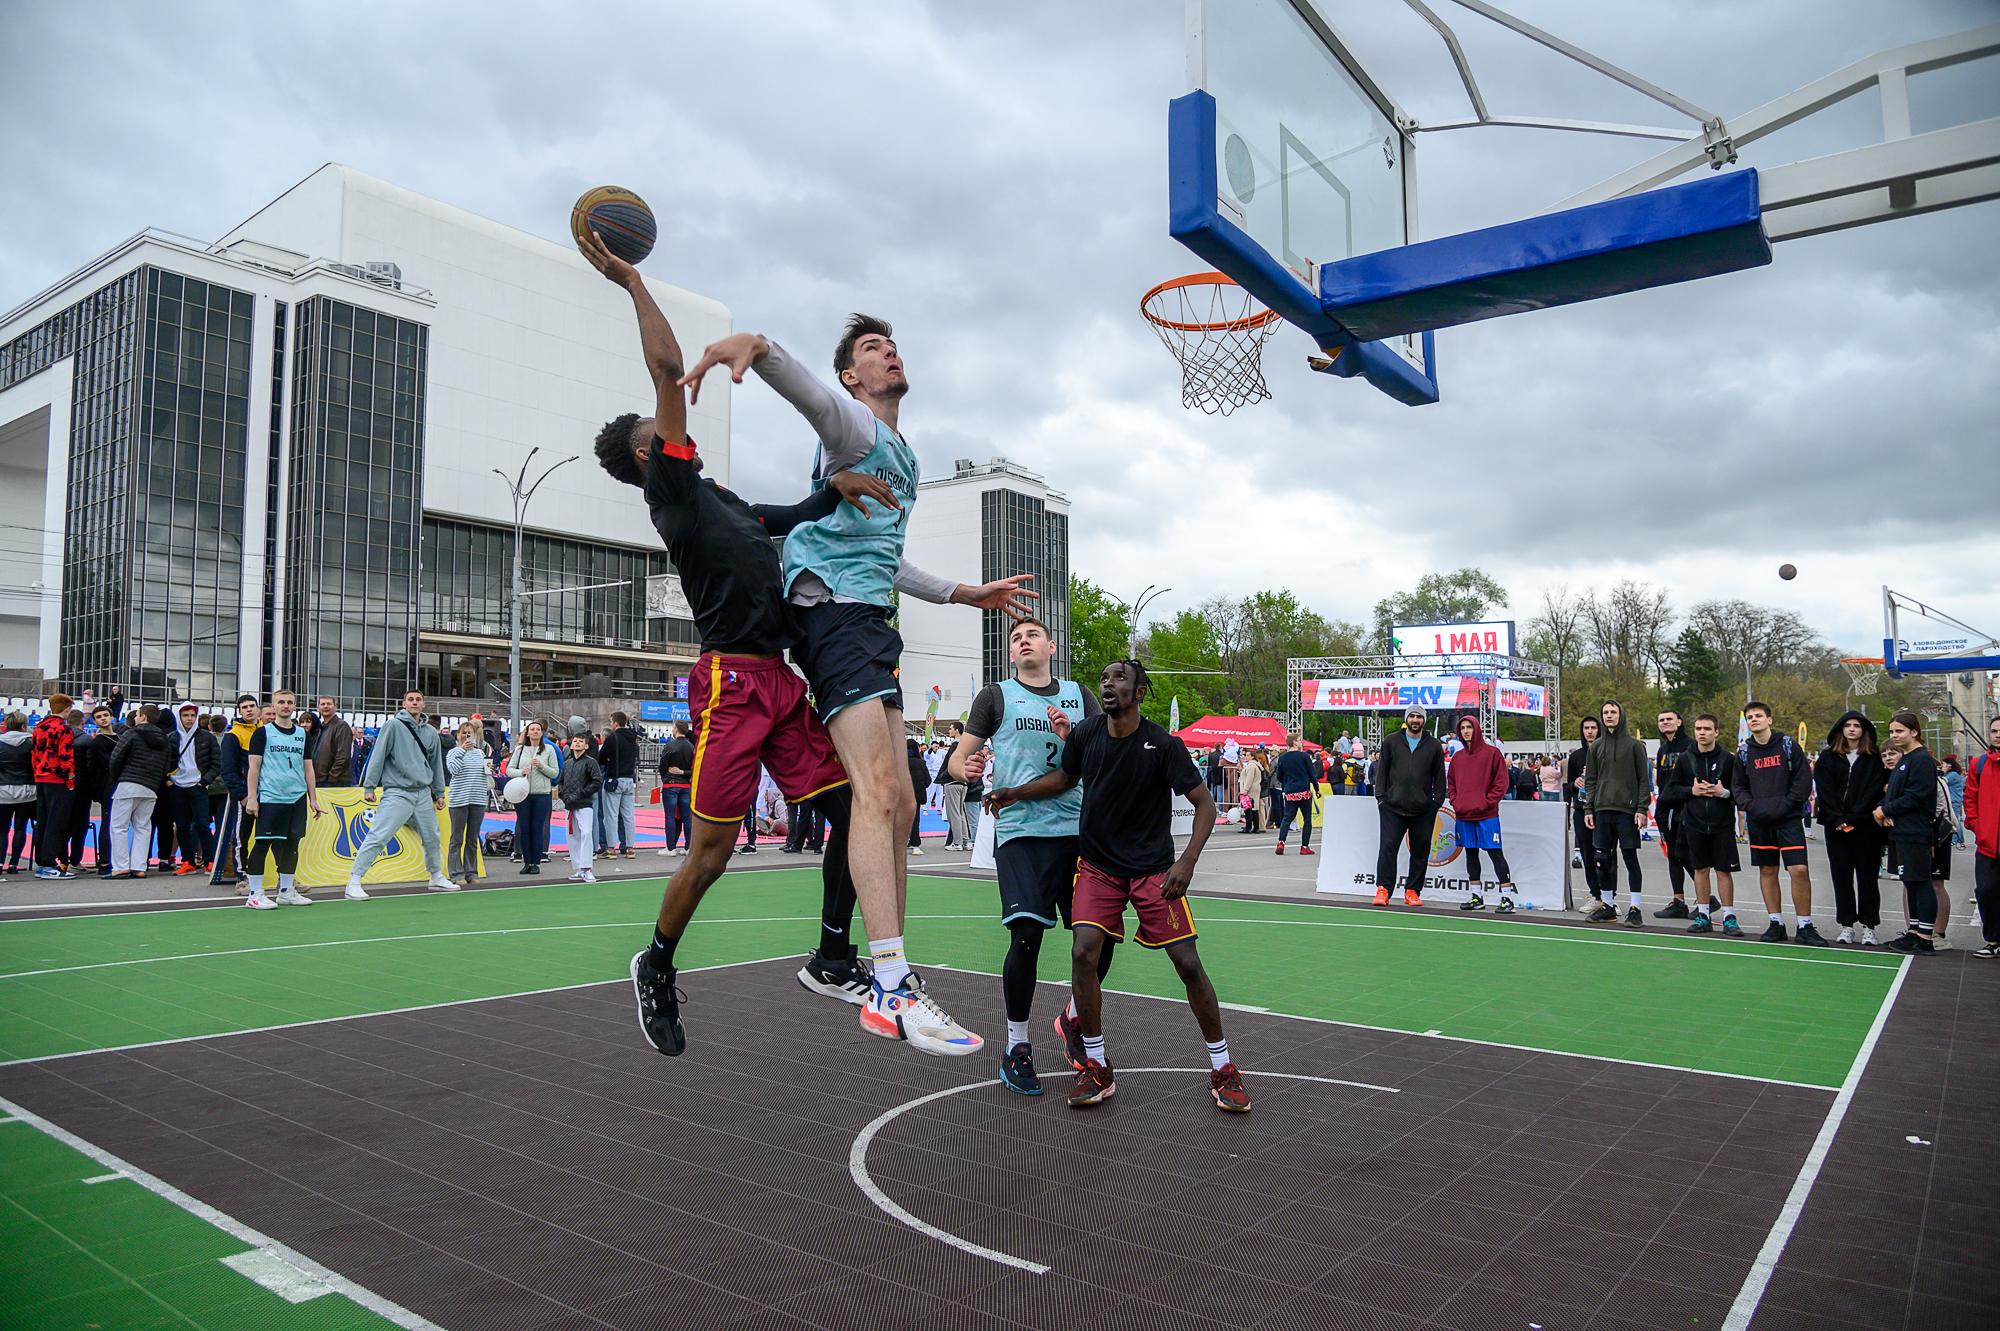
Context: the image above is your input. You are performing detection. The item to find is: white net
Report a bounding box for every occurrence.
[1839,659,1884,696]
[1142,274,1281,415]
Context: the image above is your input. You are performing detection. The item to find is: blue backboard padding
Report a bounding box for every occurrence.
[1168,91,1439,406]
[1317,171,1772,341]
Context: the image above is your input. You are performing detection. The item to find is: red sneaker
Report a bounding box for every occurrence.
[1372,887,1390,906]
[1210,1063,1252,1113]
[1299,846,1315,856]
[1402,889,1423,907]
[1068,1058,1115,1108]
[1274,844,1285,856]
[173,861,196,877]
[1052,1008,1088,1073]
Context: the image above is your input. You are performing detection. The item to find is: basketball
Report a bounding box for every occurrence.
[503,776,531,805]
[570,185,656,266]
[1778,563,1798,580]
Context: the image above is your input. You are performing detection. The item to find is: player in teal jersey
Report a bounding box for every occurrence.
[242,689,322,910]
[948,618,1115,1095]
[681,318,1036,1056]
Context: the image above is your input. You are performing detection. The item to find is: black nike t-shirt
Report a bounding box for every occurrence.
[1061,714,1202,876]
[644,436,843,655]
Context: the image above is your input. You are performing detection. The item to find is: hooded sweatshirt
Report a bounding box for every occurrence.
[1879,744,1939,844]
[0,730,35,804]
[220,718,258,801]
[1584,707,1650,815]
[1665,741,1739,835]
[1964,740,1999,860]
[107,721,173,793]
[1652,727,1693,810]
[30,714,75,788]
[1445,717,1508,821]
[360,711,447,798]
[1812,711,1887,835]
[1374,720,1446,817]
[1731,727,1813,823]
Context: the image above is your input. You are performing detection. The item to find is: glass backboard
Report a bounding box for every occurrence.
[1188,0,1422,372]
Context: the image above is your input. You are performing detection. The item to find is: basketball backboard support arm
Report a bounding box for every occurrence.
[1883,585,2000,678]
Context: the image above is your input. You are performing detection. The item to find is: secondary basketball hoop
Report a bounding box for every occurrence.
[1840,657,1885,698]
[1141,272,1281,415]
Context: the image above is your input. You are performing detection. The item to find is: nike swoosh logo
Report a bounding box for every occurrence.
[1143,743,1156,750]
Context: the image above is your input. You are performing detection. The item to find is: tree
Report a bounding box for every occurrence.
[1521,585,1587,669]
[1686,599,1823,683]
[1664,627,1730,717]
[1067,576,1129,693]
[1139,606,1231,727]
[1580,580,1674,681]
[1371,568,1509,652]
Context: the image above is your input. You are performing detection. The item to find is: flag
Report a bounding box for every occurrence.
[923,683,941,742]
[1737,710,1751,747]
[1169,695,1181,734]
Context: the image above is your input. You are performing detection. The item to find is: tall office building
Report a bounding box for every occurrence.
[0,165,730,710]
[898,456,1070,724]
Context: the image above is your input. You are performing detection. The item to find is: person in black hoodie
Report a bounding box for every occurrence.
[1878,710,1940,954]
[1371,705,1446,906]
[1565,716,1603,904]
[1730,701,1825,946]
[1815,711,1887,946]
[1584,701,1652,927]
[1667,714,1743,937]
[1650,710,1695,918]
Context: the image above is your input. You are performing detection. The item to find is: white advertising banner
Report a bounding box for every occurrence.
[1313,797,1570,909]
[1302,676,1547,717]
[969,793,1197,871]
[1392,620,1515,665]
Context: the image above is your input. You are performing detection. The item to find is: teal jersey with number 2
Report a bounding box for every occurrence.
[780,416,918,606]
[992,677,1086,845]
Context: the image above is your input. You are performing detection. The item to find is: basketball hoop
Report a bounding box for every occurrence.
[1141,272,1281,415]
[1839,657,1884,697]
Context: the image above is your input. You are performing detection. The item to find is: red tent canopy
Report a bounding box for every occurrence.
[1175,715,1288,749]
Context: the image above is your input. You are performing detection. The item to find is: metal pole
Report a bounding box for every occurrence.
[493,448,577,747]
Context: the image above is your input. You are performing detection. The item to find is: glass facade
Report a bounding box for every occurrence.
[980,489,1071,683]
[283,297,427,707]
[420,515,696,646]
[1,266,252,700]
[259,302,287,691]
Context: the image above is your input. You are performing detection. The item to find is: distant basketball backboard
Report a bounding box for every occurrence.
[1883,586,2000,677]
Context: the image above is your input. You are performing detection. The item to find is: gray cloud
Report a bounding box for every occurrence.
[4,0,1995,654]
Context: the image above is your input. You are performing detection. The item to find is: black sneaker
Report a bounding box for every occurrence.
[1759,920,1788,943]
[1585,902,1619,923]
[1885,932,1934,955]
[629,950,686,1055]
[1687,913,1714,934]
[1495,896,1515,915]
[796,950,872,1006]
[1459,893,1485,911]
[1795,922,1829,948]
[1972,941,1999,959]
[999,1044,1043,1096]
[1708,894,1721,913]
[1052,1007,1088,1073]
[1722,915,1744,938]
[737,843,758,855]
[1654,898,1690,919]
[1624,907,1643,929]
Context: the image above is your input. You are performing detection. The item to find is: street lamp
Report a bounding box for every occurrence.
[1110,584,1172,659]
[492,447,577,742]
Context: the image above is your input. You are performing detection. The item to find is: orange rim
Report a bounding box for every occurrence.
[1140,272,1281,334]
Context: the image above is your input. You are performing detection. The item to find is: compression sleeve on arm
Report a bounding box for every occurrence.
[751,340,875,469]
[892,559,958,605]
[749,484,842,537]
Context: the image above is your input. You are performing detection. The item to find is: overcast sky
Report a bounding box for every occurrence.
[5,0,1995,657]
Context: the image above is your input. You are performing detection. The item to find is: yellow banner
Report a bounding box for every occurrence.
[294,788,474,888]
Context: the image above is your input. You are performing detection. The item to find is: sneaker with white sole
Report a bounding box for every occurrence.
[568,871,588,881]
[1931,934,1953,952]
[859,974,982,1056]
[244,894,278,910]
[796,951,873,1005]
[428,875,460,892]
[1836,926,1854,945]
[275,885,312,906]
[344,880,369,900]
[578,870,596,883]
[1859,926,1879,946]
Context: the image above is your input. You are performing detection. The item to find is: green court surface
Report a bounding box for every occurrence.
[0,1117,401,1331]
[1,871,1900,1086]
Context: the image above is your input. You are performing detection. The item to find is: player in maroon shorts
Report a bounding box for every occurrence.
[580,227,904,1056]
[986,659,1249,1112]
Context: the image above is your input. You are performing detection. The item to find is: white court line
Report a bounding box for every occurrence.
[918,963,1841,1092]
[81,1171,124,1184]
[1721,955,1912,1330]
[0,954,801,1069]
[849,1067,1400,1274]
[0,1090,447,1330]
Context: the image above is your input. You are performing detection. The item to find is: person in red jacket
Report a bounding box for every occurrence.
[1448,715,1516,913]
[30,694,78,880]
[1969,717,2000,958]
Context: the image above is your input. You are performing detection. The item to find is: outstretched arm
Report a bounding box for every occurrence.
[578,228,686,447]
[985,768,1078,812]
[750,470,903,535]
[681,336,879,471]
[893,561,1039,619]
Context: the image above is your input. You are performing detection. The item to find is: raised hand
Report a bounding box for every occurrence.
[828,470,902,518]
[956,573,1038,621]
[678,333,769,404]
[1046,705,1071,741]
[577,227,639,289]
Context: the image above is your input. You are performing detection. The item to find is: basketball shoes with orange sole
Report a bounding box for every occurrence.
[1211,1063,1252,1112]
[1372,887,1390,906]
[1403,889,1423,907]
[860,974,983,1057]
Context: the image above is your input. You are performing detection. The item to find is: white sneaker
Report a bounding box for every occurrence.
[579,870,597,883]
[568,871,587,881]
[275,886,312,905]
[427,876,460,892]
[858,974,982,1056]
[909,846,925,857]
[1859,926,1879,946]
[1836,926,1854,945]
[344,880,369,900]
[245,894,277,910]
[1932,934,1953,952]
[656,847,672,857]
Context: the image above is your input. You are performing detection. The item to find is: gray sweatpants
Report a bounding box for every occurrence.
[351,788,442,881]
[110,782,158,875]
[942,783,969,848]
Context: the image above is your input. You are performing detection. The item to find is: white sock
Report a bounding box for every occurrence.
[1064,996,1078,1021]
[1628,894,1641,911]
[1082,1033,1107,1066]
[1206,1038,1231,1071]
[247,873,264,897]
[1797,915,1812,929]
[1770,912,1784,924]
[870,936,910,990]
[1694,901,1710,917]
[277,873,294,894]
[1006,1020,1029,1049]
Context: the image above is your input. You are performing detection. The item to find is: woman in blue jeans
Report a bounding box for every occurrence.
[506,721,560,874]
